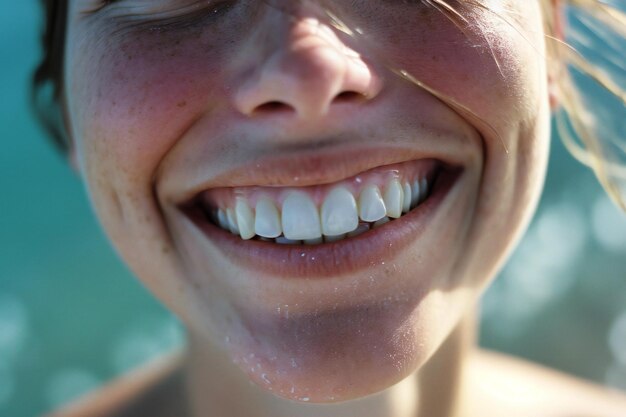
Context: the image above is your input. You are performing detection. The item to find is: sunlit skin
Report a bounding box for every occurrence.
[58,1,626,416]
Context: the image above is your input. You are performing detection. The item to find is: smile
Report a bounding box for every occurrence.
[180,154,463,278]
[199,159,439,245]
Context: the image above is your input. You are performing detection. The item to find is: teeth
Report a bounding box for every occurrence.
[419,178,428,204]
[383,179,403,219]
[235,197,255,240]
[226,208,239,235]
[209,175,433,244]
[254,197,282,238]
[321,187,359,237]
[217,209,229,230]
[402,182,412,214]
[281,191,323,240]
[358,185,387,222]
[410,180,420,209]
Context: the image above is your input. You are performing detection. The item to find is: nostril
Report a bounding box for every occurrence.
[335,91,368,103]
[254,101,295,115]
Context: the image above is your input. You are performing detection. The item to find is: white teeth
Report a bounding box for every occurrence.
[226,208,239,235]
[358,185,387,222]
[211,175,432,243]
[402,182,412,213]
[235,197,255,240]
[281,191,323,240]
[254,197,282,238]
[217,209,229,230]
[411,180,420,208]
[373,216,390,229]
[321,187,359,237]
[383,179,403,219]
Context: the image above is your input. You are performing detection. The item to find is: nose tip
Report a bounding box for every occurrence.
[233,19,382,120]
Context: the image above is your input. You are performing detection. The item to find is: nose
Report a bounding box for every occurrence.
[233,17,383,120]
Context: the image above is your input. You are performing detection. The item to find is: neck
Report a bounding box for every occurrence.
[183,310,477,417]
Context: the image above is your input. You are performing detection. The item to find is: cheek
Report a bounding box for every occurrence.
[67,29,231,187]
[376,9,543,130]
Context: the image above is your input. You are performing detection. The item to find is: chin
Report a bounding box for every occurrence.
[217,284,466,403]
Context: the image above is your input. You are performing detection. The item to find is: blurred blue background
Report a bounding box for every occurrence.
[1,2,625,417]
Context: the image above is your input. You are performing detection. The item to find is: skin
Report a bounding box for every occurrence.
[56,0,626,416]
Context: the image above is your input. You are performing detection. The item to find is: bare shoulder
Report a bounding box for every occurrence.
[44,348,190,417]
[464,348,626,417]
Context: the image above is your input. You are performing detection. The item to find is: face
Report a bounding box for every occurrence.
[65,0,551,403]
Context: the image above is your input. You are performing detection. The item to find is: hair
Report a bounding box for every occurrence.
[33,0,67,152]
[542,0,626,211]
[32,0,626,209]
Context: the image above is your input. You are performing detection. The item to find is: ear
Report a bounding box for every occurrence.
[548,0,565,111]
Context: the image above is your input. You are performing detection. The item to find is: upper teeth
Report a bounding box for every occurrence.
[208,176,431,243]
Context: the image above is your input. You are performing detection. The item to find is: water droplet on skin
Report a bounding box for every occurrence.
[261,373,271,384]
[301,397,310,402]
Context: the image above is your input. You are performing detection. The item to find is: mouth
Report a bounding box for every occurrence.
[180,157,463,278]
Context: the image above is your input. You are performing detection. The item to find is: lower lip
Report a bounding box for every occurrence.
[186,167,462,279]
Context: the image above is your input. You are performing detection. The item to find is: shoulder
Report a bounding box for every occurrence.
[463,348,626,417]
[44,348,190,417]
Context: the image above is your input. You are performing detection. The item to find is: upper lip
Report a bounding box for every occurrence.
[162,142,469,207]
